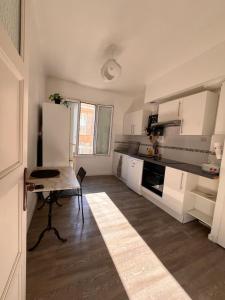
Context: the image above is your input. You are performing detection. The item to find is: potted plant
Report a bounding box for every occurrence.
[49,93,63,104]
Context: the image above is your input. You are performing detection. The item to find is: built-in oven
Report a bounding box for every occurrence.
[142,161,165,197]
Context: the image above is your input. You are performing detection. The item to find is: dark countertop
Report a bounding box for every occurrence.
[114,149,218,179]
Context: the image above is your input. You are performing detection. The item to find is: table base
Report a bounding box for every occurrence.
[28,191,67,251]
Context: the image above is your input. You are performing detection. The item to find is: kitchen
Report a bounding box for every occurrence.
[114,89,224,243]
[2,1,225,299]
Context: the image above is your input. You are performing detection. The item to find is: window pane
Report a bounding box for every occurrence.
[96,106,113,155]
[70,102,79,158]
[0,0,21,52]
[78,103,95,154]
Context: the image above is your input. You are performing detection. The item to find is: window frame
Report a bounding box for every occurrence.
[78,101,96,155]
[94,104,114,156]
[68,99,113,157]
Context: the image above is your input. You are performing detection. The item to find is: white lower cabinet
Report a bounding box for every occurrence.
[121,154,128,182]
[112,152,143,194]
[127,157,143,195]
[163,167,197,221]
[163,167,187,215]
[112,152,129,183]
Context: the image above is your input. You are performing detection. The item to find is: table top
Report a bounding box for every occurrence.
[28,166,80,192]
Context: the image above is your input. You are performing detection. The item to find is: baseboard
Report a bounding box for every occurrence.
[86,172,113,176]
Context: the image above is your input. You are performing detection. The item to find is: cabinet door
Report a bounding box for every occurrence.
[181,91,218,135]
[132,110,143,135]
[123,113,132,135]
[127,158,143,194]
[163,167,186,214]
[121,155,128,182]
[158,99,181,122]
[164,167,186,192]
[181,93,205,135]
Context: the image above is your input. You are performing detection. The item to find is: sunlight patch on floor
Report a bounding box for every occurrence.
[86,192,191,300]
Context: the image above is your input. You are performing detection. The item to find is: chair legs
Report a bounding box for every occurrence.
[75,189,84,224]
[77,194,80,211]
[80,190,84,224]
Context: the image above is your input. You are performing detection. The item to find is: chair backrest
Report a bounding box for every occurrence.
[77,167,86,185]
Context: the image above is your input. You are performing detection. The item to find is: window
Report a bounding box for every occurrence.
[78,103,96,154]
[70,102,113,156]
[96,105,113,155]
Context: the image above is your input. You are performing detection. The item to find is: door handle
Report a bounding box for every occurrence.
[180,172,184,190]
[23,168,36,211]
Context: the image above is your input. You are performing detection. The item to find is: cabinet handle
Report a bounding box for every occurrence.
[178,101,181,118]
[180,119,183,134]
[180,172,184,190]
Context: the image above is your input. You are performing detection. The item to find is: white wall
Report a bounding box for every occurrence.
[46,77,133,176]
[145,41,225,102]
[27,4,46,229]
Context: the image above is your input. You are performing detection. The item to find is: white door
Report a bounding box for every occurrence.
[0,2,29,299]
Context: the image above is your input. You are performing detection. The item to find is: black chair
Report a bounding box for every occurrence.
[76,167,86,224]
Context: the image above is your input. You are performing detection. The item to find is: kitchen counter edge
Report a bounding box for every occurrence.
[114,150,218,180]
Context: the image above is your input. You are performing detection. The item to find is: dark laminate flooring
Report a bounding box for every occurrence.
[27,176,225,300]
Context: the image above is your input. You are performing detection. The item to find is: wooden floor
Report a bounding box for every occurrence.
[27,176,225,300]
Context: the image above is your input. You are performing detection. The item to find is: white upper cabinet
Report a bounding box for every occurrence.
[123,109,150,135]
[158,91,218,135]
[158,99,181,122]
[180,91,218,135]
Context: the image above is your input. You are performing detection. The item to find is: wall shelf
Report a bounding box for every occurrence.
[187,209,213,227]
[189,189,217,203]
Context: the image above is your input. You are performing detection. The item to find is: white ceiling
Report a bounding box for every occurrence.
[34,0,225,96]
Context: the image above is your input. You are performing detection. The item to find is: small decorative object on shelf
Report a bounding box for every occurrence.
[49,93,63,104]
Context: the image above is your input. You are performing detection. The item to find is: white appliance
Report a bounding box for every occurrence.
[42,103,71,167]
[127,157,143,195]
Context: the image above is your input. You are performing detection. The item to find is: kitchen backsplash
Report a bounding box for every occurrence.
[114,129,221,166]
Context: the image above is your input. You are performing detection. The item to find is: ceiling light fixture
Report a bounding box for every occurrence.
[101,44,122,82]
